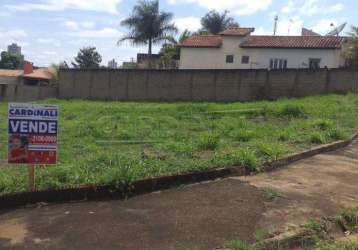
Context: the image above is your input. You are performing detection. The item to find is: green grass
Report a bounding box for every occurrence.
[262,187,281,201]
[0,94,357,195]
[337,206,358,232]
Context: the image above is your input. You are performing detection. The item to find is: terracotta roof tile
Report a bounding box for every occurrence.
[180,35,222,48]
[23,68,54,80]
[240,36,345,49]
[0,70,23,77]
[219,27,255,36]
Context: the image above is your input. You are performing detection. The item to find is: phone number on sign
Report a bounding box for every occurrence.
[29,135,57,144]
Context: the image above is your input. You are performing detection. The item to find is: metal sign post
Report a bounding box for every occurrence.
[28,165,35,191]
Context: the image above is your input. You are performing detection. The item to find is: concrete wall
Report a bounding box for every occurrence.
[0,84,57,102]
[58,68,358,102]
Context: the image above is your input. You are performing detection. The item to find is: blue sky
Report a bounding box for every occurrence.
[0,0,356,67]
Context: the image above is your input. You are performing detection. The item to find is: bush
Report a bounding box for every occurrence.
[226,240,256,250]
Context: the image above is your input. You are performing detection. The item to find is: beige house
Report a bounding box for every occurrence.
[179,27,348,70]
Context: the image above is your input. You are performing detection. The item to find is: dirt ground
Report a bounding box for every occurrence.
[0,140,357,250]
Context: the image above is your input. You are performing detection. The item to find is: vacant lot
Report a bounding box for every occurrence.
[0,94,357,195]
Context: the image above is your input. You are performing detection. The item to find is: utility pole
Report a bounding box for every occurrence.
[273,15,278,36]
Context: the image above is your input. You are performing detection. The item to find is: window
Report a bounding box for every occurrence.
[309,58,321,70]
[226,55,234,63]
[270,58,288,70]
[241,56,250,64]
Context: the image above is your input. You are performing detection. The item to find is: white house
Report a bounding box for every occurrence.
[179,27,348,70]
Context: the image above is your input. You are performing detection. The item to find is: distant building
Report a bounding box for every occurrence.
[108,59,118,69]
[7,43,22,57]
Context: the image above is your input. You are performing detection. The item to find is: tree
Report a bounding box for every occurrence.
[0,51,23,69]
[119,0,177,65]
[72,47,102,69]
[200,10,239,35]
[345,26,358,68]
[158,29,192,68]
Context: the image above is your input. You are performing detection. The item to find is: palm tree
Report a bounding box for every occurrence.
[119,0,177,66]
[200,10,239,35]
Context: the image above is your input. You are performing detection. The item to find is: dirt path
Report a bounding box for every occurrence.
[0,140,357,250]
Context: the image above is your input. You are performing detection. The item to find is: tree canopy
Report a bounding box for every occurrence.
[345,26,358,68]
[0,51,23,69]
[72,47,102,69]
[200,10,239,35]
[119,0,177,57]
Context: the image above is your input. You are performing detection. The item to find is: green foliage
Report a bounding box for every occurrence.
[337,206,358,232]
[278,104,307,118]
[72,47,102,69]
[255,228,271,241]
[262,188,281,201]
[0,51,23,69]
[197,133,220,150]
[310,132,327,144]
[304,219,323,233]
[120,0,177,58]
[226,240,256,250]
[200,10,239,34]
[345,25,358,69]
[317,241,358,250]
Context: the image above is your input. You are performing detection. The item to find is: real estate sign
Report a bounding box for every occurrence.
[8,103,58,165]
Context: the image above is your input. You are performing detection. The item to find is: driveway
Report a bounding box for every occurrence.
[0,140,357,250]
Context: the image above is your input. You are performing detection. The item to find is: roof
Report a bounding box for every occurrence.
[180,35,222,48]
[301,28,320,36]
[0,70,23,77]
[240,36,345,49]
[219,27,255,36]
[23,68,54,80]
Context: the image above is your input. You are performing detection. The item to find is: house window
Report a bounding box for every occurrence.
[241,56,250,64]
[226,55,234,63]
[270,58,288,70]
[309,58,321,70]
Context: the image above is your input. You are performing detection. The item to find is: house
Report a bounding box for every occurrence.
[0,62,54,86]
[179,27,349,70]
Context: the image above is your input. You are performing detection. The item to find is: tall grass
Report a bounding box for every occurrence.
[0,94,357,194]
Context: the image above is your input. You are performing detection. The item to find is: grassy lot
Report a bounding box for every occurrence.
[0,94,357,195]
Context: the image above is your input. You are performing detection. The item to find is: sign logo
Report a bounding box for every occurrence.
[8,103,59,165]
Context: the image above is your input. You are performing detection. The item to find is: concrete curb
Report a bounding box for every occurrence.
[0,133,357,209]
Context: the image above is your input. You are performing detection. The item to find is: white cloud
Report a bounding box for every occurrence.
[168,0,272,16]
[67,28,121,38]
[174,17,201,32]
[37,38,62,47]
[253,16,304,36]
[281,0,344,16]
[5,0,122,14]
[64,21,79,30]
[310,18,346,35]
